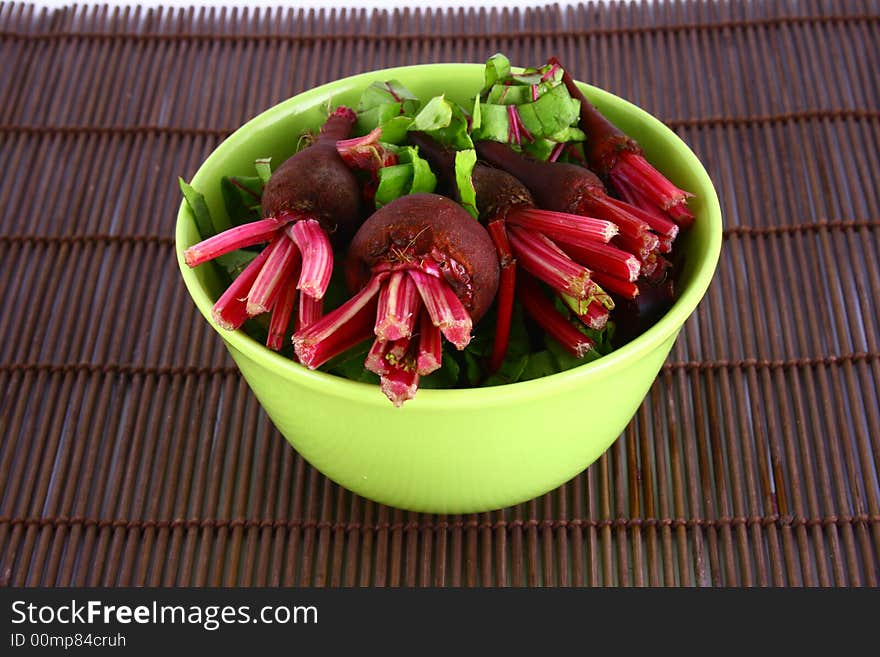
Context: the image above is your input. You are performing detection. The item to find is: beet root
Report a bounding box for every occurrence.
[293,193,500,406]
[184,106,365,352]
[346,193,499,323]
[261,106,364,246]
[412,133,625,369]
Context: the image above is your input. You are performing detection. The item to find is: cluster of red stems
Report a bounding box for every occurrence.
[184,59,694,406]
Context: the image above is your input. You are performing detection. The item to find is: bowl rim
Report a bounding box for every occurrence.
[175,62,722,409]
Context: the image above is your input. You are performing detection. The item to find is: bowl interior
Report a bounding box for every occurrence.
[176,63,722,407]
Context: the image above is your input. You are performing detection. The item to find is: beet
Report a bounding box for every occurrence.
[183,106,366,352]
[261,107,364,246]
[294,193,500,406]
[346,193,499,323]
[411,133,628,369]
[476,140,604,216]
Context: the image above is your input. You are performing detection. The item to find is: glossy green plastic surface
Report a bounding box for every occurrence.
[176,64,722,513]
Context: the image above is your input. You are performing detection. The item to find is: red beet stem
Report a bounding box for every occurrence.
[613,230,661,262]
[296,294,323,332]
[487,220,516,373]
[335,126,399,172]
[507,226,594,300]
[508,207,618,244]
[575,192,651,240]
[386,337,413,367]
[589,270,640,299]
[286,219,333,300]
[183,216,289,268]
[210,247,273,330]
[578,299,610,330]
[267,279,299,351]
[408,269,473,350]
[246,234,301,316]
[374,271,420,341]
[611,152,694,216]
[548,56,640,176]
[517,273,595,358]
[554,237,641,282]
[365,338,391,376]
[416,311,442,375]
[380,364,420,407]
[607,188,679,239]
[293,273,386,368]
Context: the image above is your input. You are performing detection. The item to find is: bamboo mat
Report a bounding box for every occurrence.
[1,0,879,587]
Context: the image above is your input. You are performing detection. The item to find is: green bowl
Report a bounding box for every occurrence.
[175,64,722,514]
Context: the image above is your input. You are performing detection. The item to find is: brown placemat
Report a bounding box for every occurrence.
[1,0,878,587]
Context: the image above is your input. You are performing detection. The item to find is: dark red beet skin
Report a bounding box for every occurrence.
[408,131,534,223]
[261,109,364,245]
[346,193,500,322]
[475,140,604,216]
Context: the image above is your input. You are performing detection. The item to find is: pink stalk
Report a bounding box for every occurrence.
[667,201,696,226]
[386,337,413,366]
[607,189,679,239]
[541,61,560,81]
[610,151,694,223]
[548,142,565,162]
[643,254,672,282]
[487,220,516,373]
[590,270,640,300]
[335,126,398,171]
[507,225,594,299]
[518,274,595,358]
[210,247,272,330]
[554,237,641,282]
[374,271,420,341]
[296,294,323,331]
[184,217,288,267]
[580,193,652,242]
[246,235,302,316]
[286,219,333,299]
[416,311,442,375]
[507,105,533,145]
[508,207,618,244]
[657,235,674,254]
[365,338,391,376]
[380,364,420,408]
[613,231,661,262]
[266,280,298,351]
[408,269,473,350]
[507,104,521,145]
[293,273,387,368]
[578,299,610,330]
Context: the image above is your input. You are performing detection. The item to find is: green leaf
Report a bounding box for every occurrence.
[516,84,580,141]
[408,95,473,150]
[470,103,510,143]
[355,80,422,136]
[373,146,436,208]
[454,149,478,219]
[410,95,453,132]
[408,148,437,194]
[254,158,272,184]
[519,351,558,381]
[484,53,511,90]
[220,175,263,226]
[374,164,412,208]
[378,115,414,144]
[179,177,222,239]
[470,94,482,131]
